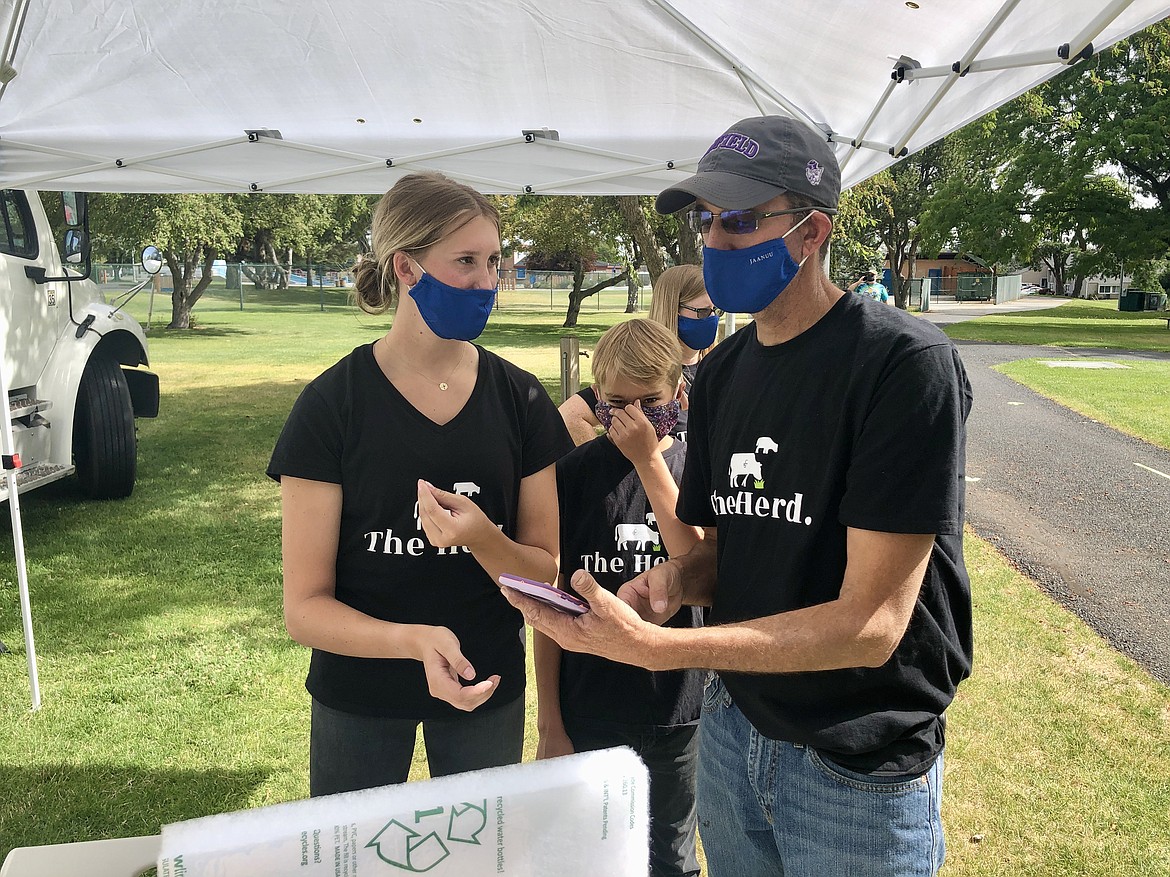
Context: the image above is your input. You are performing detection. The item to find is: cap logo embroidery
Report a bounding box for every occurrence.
[805,160,824,185]
[706,132,760,159]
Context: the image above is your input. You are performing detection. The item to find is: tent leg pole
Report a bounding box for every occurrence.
[0,354,41,711]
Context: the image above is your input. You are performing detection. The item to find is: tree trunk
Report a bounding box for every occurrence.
[616,196,667,284]
[280,247,293,289]
[226,262,241,290]
[562,264,630,328]
[887,236,909,309]
[624,269,639,313]
[563,260,588,328]
[903,240,919,310]
[165,251,193,329]
[676,216,702,266]
[1049,258,1067,296]
[164,248,217,329]
[186,250,216,312]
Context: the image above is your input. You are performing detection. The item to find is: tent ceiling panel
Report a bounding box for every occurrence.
[0,0,1166,194]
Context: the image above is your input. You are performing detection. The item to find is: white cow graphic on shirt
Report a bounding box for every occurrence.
[728,452,763,487]
[615,523,660,551]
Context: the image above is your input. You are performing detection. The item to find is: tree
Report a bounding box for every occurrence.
[504,195,629,327]
[1046,21,1170,241]
[234,194,346,289]
[861,142,949,308]
[920,64,1164,299]
[828,177,885,289]
[93,193,243,329]
[615,196,667,284]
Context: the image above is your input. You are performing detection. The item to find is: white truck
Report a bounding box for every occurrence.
[0,189,158,501]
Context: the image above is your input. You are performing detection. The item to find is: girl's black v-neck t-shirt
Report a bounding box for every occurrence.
[268,343,572,718]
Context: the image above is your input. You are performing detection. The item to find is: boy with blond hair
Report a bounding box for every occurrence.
[535,319,705,877]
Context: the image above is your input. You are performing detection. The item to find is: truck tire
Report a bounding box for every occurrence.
[73,354,137,499]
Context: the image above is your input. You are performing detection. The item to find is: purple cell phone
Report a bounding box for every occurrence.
[498,574,589,616]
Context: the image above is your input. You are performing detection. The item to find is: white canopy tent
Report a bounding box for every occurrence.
[0,0,1167,196]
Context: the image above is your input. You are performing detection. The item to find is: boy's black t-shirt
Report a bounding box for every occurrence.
[678,294,974,774]
[556,436,705,730]
[268,343,572,718]
[575,361,697,442]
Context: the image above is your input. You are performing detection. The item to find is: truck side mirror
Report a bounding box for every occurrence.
[62,192,87,228]
[63,229,88,264]
[141,245,163,275]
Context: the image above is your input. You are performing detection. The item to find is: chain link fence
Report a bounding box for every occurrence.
[94,263,653,316]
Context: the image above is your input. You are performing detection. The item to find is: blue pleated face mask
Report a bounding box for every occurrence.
[702,213,811,315]
[407,258,497,341]
[676,313,719,350]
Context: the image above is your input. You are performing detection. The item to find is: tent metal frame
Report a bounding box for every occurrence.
[0,0,1140,194]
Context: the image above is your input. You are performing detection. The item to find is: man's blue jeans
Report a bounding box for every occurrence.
[697,674,946,877]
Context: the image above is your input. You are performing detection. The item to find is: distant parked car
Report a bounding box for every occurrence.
[1021,283,1042,294]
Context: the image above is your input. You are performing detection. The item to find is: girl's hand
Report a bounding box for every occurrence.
[417,480,495,551]
[407,625,499,711]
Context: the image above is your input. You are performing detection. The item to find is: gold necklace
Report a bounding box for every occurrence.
[394,343,467,391]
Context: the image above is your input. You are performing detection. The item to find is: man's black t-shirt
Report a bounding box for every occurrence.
[576,361,697,442]
[557,436,704,730]
[268,343,572,718]
[678,294,974,774]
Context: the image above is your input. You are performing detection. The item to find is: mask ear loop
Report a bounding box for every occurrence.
[407,256,428,285]
[780,212,814,269]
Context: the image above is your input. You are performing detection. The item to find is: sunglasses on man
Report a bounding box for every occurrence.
[678,303,724,320]
[685,207,809,236]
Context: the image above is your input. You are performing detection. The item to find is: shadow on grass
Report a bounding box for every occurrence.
[143,325,251,339]
[480,317,612,350]
[195,288,355,309]
[0,380,306,653]
[0,763,270,857]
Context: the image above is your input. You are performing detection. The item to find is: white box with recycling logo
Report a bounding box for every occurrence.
[156,747,648,876]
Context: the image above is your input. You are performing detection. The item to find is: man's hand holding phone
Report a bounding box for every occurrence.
[498,573,589,615]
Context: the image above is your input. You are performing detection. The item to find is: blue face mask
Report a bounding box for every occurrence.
[407,259,497,341]
[677,313,719,350]
[702,214,811,315]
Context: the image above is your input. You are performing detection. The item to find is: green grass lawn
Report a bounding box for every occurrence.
[938,297,1170,451]
[1,291,1167,873]
[995,359,1170,450]
[942,298,1170,350]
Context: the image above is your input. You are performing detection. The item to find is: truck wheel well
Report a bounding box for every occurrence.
[92,330,148,368]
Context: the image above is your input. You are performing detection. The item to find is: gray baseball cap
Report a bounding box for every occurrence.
[656,115,841,215]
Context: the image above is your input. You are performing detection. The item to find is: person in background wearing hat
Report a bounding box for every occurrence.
[849,269,890,303]
[505,116,973,877]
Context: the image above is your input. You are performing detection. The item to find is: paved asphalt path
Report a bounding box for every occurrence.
[922,299,1170,684]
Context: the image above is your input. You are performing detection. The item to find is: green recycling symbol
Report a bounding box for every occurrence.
[366,801,487,872]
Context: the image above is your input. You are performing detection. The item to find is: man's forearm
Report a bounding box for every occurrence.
[643,597,894,674]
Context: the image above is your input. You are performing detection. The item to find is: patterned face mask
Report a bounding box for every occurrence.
[594,399,681,440]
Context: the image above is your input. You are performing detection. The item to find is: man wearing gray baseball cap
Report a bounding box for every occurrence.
[507,115,974,876]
